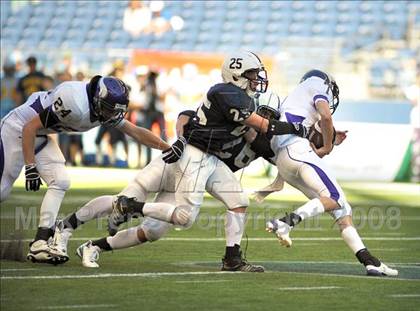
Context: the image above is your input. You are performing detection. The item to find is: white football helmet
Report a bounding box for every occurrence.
[255,90,281,120]
[222,50,268,95]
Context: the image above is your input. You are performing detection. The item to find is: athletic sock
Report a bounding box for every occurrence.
[34,227,54,242]
[341,226,366,253]
[63,213,83,230]
[92,237,112,251]
[225,211,246,247]
[341,226,381,267]
[39,188,66,228]
[105,227,141,250]
[356,248,381,267]
[293,198,325,222]
[75,195,113,223]
[225,244,241,259]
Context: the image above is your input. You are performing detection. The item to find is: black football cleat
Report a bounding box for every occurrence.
[107,196,143,236]
[221,252,264,272]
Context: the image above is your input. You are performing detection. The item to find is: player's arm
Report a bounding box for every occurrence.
[22,115,44,166]
[313,100,334,157]
[118,121,170,150]
[22,104,62,191]
[242,112,307,139]
[176,114,190,137]
[161,110,194,164]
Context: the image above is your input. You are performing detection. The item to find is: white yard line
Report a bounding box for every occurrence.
[39,304,116,309]
[175,280,231,284]
[1,271,230,280]
[278,286,341,290]
[2,237,420,243]
[389,294,420,298]
[177,260,420,267]
[0,268,38,272]
[2,271,418,282]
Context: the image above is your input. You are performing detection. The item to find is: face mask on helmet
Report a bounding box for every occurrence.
[242,68,268,93]
[94,77,129,126]
[255,91,280,120]
[329,80,339,114]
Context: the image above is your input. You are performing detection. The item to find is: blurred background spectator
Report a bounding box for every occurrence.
[0,58,18,118]
[123,0,152,37]
[16,56,45,106]
[143,69,167,165]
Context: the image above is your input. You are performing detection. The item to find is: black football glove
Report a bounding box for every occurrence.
[266,119,309,140]
[162,136,187,164]
[25,164,43,191]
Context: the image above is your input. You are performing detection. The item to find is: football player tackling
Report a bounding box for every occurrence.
[55,51,307,270]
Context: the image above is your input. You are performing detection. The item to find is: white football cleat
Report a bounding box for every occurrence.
[366,262,398,277]
[50,221,72,263]
[266,219,292,247]
[27,240,55,263]
[76,241,100,268]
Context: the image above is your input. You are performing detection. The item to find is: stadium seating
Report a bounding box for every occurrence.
[2,1,417,51]
[1,1,418,90]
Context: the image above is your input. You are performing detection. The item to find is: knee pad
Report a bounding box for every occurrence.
[227,194,249,210]
[330,201,352,221]
[141,218,172,242]
[49,177,71,191]
[40,164,71,191]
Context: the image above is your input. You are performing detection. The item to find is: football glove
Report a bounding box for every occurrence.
[266,119,308,140]
[25,164,43,191]
[162,136,187,164]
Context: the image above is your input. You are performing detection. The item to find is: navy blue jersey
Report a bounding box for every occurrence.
[183,83,256,155]
[180,109,274,172]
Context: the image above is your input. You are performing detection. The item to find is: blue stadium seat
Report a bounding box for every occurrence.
[0,0,415,69]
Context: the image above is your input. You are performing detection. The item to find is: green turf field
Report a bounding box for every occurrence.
[1,170,419,311]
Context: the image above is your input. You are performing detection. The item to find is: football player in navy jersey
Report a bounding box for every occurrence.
[52,91,286,269]
[99,51,307,271]
[161,51,308,272]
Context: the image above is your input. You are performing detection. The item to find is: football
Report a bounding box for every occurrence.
[308,121,336,149]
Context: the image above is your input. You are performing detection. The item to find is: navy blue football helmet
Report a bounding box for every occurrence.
[300,69,340,114]
[93,76,129,126]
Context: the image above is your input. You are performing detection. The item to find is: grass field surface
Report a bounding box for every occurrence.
[1,168,419,311]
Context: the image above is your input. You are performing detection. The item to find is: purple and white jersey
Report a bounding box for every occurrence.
[12,81,102,134]
[271,76,333,153]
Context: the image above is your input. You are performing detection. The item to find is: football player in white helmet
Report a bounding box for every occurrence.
[78,51,308,271]
[221,51,268,96]
[0,75,170,264]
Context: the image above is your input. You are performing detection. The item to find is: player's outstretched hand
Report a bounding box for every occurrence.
[25,164,43,191]
[162,136,187,164]
[334,130,348,146]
